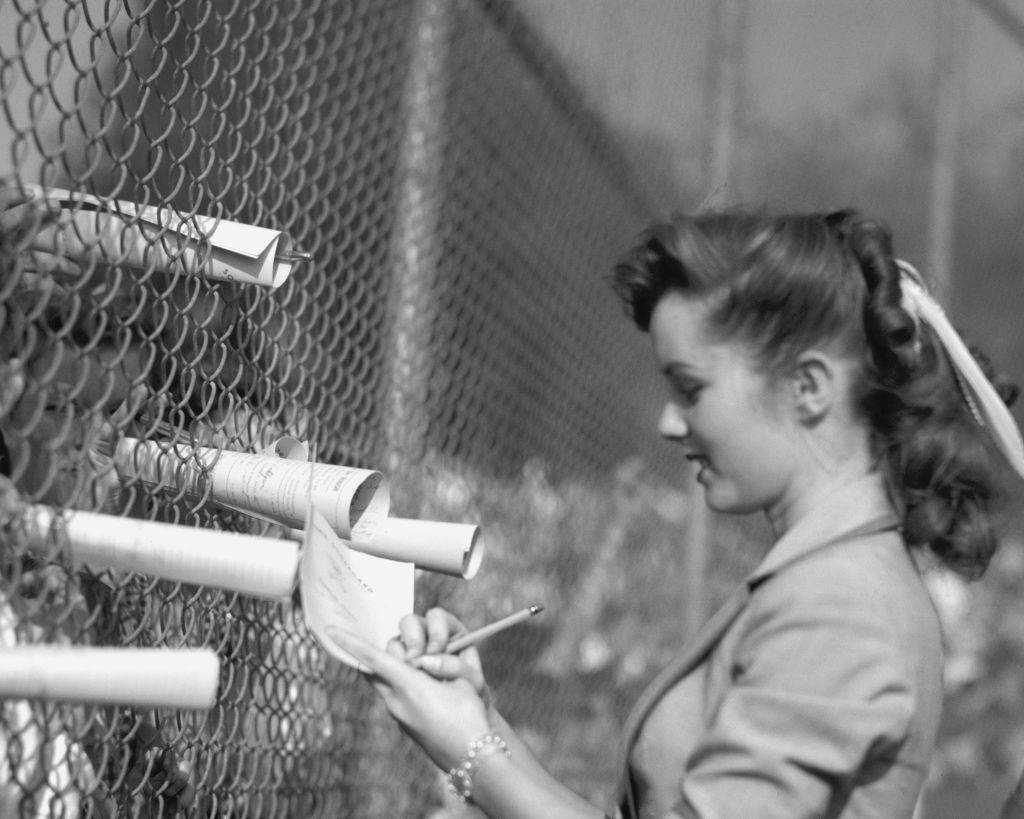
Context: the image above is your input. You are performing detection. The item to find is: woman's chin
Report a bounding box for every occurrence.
[697,480,726,512]
[699,482,750,516]
[703,494,730,513]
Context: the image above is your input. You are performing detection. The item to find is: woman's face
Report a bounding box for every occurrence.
[649,291,802,516]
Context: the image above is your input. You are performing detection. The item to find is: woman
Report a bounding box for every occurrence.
[329,209,1023,818]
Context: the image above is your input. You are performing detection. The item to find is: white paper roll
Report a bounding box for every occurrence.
[0,647,219,709]
[348,518,484,579]
[24,506,298,600]
[113,438,389,538]
[27,187,297,288]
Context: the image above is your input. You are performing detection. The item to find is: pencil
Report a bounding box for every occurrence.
[446,604,544,653]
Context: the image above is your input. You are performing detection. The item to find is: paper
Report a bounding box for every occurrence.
[0,647,219,709]
[349,517,484,579]
[26,185,299,288]
[258,436,310,461]
[113,438,389,538]
[299,508,414,669]
[24,505,298,600]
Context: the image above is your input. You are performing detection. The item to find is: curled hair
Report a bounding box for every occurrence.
[613,208,1019,578]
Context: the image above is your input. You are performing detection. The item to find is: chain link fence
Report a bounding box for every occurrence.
[0,0,758,815]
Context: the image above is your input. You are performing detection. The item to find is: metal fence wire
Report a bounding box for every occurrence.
[0,0,752,815]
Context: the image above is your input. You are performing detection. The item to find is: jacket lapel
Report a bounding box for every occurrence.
[609,584,749,813]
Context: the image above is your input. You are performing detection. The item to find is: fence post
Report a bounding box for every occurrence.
[927,0,967,300]
[704,0,750,202]
[385,0,452,477]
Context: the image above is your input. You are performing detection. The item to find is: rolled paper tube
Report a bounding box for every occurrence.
[27,186,297,288]
[258,436,309,461]
[348,518,484,579]
[0,647,219,709]
[286,519,482,578]
[24,506,298,600]
[113,438,389,539]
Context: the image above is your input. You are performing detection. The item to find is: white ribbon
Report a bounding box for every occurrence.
[897,260,1024,480]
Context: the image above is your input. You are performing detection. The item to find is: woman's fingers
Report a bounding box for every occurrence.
[408,652,463,678]
[385,636,405,660]
[408,647,488,703]
[397,613,428,659]
[395,610,462,659]
[395,608,468,658]
[424,608,451,653]
[424,606,471,653]
[409,651,483,685]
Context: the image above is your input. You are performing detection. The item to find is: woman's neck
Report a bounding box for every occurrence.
[764,425,876,539]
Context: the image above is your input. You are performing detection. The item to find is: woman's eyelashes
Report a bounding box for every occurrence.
[669,376,704,407]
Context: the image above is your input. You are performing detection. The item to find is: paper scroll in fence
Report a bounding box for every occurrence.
[26,186,298,288]
[24,506,298,600]
[258,436,309,461]
[300,507,414,670]
[0,647,219,709]
[349,518,484,579]
[113,438,389,539]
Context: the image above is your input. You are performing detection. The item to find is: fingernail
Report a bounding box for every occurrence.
[411,655,442,673]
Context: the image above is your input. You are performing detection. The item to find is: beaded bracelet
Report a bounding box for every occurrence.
[445,732,511,803]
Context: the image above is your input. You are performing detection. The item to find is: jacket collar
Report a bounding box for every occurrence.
[746,472,898,587]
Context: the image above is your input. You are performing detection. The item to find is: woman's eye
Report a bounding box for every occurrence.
[671,380,703,405]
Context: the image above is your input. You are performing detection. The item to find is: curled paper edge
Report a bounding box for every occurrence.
[258,436,310,461]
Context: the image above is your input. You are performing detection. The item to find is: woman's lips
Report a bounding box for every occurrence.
[685,453,711,480]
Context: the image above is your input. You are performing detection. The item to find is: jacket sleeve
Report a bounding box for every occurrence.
[672,558,924,819]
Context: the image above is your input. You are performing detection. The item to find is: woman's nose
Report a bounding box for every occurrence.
[658,402,688,441]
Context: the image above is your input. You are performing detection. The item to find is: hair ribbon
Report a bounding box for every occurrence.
[897,260,1024,480]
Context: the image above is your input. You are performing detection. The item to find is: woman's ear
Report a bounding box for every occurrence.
[789,350,838,424]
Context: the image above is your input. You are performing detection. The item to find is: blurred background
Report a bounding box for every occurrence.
[0,0,1022,816]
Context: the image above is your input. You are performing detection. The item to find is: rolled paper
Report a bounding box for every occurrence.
[26,186,298,289]
[0,647,219,709]
[349,518,484,579]
[258,436,310,461]
[113,438,389,539]
[24,505,298,600]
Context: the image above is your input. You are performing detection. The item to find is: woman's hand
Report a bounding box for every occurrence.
[392,608,492,704]
[326,623,492,772]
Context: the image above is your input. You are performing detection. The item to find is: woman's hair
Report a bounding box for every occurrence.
[612,208,1019,579]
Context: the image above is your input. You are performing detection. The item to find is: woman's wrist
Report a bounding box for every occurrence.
[445,731,511,804]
